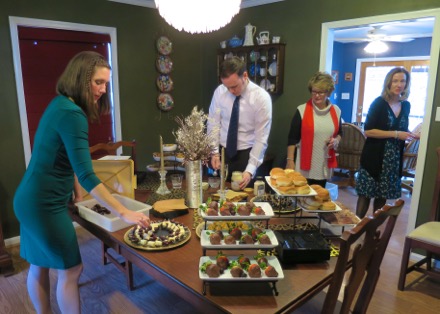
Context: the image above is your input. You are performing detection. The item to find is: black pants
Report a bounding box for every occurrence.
[306,178,327,188]
[221,146,252,182]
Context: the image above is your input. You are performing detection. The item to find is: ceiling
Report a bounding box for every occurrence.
[333,18,435,43]
[107,0,284,9]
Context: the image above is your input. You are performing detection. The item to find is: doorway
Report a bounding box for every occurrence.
[9,16,123,167]
[319,8,440,233]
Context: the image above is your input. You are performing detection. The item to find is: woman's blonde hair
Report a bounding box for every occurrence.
[307,71,335,95]
[56,51,111,122]
[381,67,411,102]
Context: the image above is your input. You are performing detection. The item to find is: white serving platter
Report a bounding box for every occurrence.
[300,201,342,213]
[200,229,278,249]
[76,194,151,232]
[199,202,274,220]
[265,176,317,197]
[199,255,284,281]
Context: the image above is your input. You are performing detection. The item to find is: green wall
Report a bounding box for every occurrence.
[1,0,439,238]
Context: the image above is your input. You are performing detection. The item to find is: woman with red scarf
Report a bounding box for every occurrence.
[286,72,342,188]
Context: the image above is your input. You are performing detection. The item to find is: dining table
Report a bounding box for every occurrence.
[70,186,338,314]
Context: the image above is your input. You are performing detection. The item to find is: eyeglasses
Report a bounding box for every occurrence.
[311,90,327,96]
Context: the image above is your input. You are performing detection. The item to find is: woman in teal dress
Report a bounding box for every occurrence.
[355,67,420,218]
[13,51,150,314]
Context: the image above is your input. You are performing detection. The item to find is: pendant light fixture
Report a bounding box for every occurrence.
[155,0,241,34]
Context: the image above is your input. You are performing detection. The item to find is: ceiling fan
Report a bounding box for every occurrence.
[335,25,418,43]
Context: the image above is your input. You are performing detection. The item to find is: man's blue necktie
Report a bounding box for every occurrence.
[226,96,240,159]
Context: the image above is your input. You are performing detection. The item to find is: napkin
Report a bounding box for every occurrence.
[152,198,189,218]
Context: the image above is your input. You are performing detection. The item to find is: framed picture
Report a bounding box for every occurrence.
[331,70,339,84]
[345,72,353,81]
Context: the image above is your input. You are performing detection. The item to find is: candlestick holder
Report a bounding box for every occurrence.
[217,189,228,203]
[156,170,171,195]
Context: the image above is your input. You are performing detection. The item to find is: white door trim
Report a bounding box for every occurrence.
[319,8,440,234]
[9,16,122,167]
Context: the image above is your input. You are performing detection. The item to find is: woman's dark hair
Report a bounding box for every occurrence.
[381,67,411,101]
[220,56,246,79]
[56,51,111,121]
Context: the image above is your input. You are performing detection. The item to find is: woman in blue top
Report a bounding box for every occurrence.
[355,67,419,218]
[13,51,150,314]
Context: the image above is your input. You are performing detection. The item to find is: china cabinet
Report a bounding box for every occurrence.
[217,43,286,95]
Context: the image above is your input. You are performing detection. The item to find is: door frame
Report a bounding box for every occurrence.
[319,8,440,234]
[9,16,122,167]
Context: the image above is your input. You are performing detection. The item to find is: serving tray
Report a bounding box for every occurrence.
[265,176,317,197]
[200,229,278,249]
[199,202,274,220]
[199,255,284,281]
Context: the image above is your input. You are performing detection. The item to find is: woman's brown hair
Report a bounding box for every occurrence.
[56,51,111,121]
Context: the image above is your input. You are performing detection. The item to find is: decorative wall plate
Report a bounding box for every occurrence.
[156,55,173,74]
[156,74,174,92]
[157,93,174,111]
[156,36,173,55]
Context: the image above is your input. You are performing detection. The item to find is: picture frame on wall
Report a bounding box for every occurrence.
[331,70,339,84]
[345,72,353,81]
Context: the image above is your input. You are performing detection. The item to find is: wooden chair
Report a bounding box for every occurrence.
[401,138,420,193]
[398,147,440,291]
[293,199,404,314]
[334,123,366,187]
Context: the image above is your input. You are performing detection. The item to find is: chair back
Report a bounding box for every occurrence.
[90,140,137,172]
[336,123,366,172]
[322,199,405,314]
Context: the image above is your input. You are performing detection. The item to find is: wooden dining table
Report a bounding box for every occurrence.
[70,187,338,314]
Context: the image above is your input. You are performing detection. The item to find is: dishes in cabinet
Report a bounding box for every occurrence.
[157,93,174,111]
[249,50,260,62]
[199,201,274,220]
[156,74,173,92]
[249,63,260,77]
[200,229,278,249]
[156,36,173,55]
[268,61,277,76]
[199,255,284,281]
[260,78,271,91]
[156,55,173,74]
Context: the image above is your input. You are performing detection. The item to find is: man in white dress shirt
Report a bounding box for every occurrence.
[208,56,272,189]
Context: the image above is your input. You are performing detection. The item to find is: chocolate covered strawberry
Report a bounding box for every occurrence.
[264,265,278,277]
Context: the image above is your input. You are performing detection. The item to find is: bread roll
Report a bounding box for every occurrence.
[303,196,322,207]
[321,201,336,210]
[270,167,285,176]
[284,169,295,174]
[297,185,311,195]
[293,176,308,186]
[277,185,297,195]
[317,189,330,201]
[310,184,323,191]
[276,176,293,187]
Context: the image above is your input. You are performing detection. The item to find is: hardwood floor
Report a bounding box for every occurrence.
[1,186,439,314]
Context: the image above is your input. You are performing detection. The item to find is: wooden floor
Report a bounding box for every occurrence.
[1,186,439,314]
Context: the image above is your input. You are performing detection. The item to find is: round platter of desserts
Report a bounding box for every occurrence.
[124,219,191,251]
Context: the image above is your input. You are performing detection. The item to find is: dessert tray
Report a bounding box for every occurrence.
[199,255,284,281]
[251,194,300,214]
[196,221,252,238]
[298,200,342,213]
[200,229,278,249]
[199,202,274,220]
[265,176,317,197]
[320,209,361,226]
[124,220,191,251]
